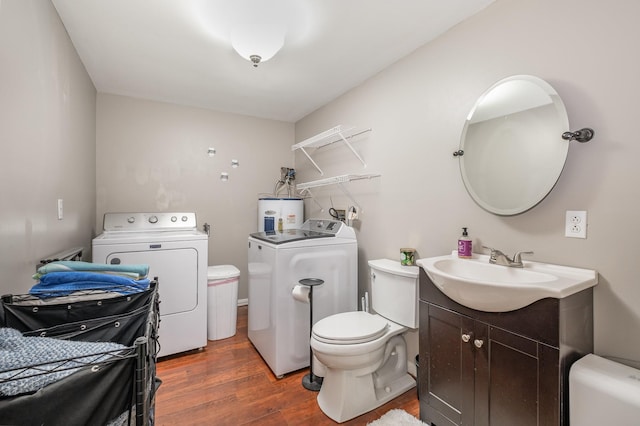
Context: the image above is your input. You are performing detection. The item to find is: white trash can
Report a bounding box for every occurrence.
[207,265,240,341]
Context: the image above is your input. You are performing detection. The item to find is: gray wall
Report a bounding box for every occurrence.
[96,94,294,300]
[295,0,640,364]
[0,0,96,294]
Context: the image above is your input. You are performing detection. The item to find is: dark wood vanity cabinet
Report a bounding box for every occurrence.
[418,268,593,426]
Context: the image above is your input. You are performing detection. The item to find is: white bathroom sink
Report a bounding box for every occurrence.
[416,251,598,312]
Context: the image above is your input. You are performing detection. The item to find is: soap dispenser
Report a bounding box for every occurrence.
[458,227,472,258]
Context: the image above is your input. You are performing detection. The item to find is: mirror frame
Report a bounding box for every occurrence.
[459,75,570,216]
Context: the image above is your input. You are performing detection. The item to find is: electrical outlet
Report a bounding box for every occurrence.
[565,210,587,238]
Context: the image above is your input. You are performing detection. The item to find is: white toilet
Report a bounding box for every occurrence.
[310,258,419,423]
[570,353,640,425]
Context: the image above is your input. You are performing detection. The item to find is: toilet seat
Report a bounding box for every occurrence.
[313,311,389,344]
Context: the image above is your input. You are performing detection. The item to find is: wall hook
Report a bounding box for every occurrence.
[562,128,594,143]
[452,150,464,157]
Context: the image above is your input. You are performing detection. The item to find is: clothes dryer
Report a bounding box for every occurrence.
[92,212,208,357]
[247,219,357,377]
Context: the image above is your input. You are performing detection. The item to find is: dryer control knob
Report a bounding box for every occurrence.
[149,215,158,224]
[181,216,188,222]
[127,216,135,224]
[171,216,177,222]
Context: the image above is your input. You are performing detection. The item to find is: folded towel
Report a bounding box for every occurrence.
[33,261,149,280]
[29,271,150,298]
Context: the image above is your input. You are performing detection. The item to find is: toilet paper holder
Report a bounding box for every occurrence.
[297,278,325,392]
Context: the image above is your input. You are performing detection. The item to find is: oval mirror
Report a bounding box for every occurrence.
[459,75,570,216]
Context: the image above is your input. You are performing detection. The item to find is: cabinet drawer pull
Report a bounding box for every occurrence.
[461,333,471,343]
[474,339,484,348]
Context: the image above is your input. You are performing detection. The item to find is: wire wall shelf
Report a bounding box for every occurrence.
[292,125,371,175]
[297,173,380,212]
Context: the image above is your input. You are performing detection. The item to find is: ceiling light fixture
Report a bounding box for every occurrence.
[230,0,288,67]
[231,29,284,68]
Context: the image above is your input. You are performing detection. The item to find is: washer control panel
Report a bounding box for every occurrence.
[303,219,343,234]
[103,212,197,231]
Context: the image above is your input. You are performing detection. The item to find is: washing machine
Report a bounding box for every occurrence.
[92,212,208,357]
[247,219,357,377]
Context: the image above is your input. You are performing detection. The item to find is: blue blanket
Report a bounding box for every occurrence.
[30,271,150,297]
[33,261,149,280]
[0,328,126,396]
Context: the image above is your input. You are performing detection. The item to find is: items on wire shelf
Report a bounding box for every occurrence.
[0,260,159,426]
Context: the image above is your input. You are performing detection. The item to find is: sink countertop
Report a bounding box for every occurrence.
[416,251,598,312]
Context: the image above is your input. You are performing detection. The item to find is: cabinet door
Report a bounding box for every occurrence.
[420,303,476,426]
[420,302,560,426]
[481,326,559,426]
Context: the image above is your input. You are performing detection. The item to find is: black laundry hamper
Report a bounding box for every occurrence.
[0,281,159,426]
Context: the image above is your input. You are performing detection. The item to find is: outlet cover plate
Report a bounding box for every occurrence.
[565,210,587,238]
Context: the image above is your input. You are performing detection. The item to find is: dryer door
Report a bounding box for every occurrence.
[106,248,198,316]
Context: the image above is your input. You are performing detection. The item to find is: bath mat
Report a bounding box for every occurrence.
[367,409,428,425]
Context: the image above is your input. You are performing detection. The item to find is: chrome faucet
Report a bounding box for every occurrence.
[482,246,533,268]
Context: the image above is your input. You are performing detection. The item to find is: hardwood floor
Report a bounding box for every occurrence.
[155,306,420,425]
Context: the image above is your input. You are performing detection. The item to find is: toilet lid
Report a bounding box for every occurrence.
[313,311,389,344]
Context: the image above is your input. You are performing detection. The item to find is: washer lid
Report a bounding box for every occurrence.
[313,311,388,344]
[249,229,333,245]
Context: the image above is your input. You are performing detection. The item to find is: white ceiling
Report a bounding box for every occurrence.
[52,0,494,123]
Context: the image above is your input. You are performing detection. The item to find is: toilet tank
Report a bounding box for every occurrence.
[570,354,640,426]
[368,259,419,328]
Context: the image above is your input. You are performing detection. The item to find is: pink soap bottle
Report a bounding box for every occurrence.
[458,227,472,258]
